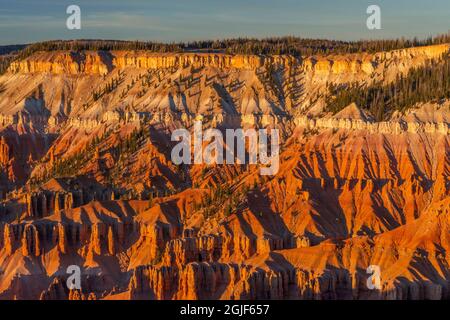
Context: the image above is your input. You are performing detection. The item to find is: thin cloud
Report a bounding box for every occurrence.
[82,12,175,32]
[0,14,60,28]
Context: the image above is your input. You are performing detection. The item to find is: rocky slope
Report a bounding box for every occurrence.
[0,43,448,300]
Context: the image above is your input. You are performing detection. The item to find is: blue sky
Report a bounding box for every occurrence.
[0,0,449,45]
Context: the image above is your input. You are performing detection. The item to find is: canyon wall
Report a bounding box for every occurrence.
[7,44,448,76]
[0,43,448,300]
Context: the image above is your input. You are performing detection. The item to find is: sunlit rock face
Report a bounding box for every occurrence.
[0,43,448,300]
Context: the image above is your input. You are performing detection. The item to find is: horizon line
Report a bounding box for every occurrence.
[2,32,450,47]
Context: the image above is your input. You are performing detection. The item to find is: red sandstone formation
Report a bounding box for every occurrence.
[0,43,448,300]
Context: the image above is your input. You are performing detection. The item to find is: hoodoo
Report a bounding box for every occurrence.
[0,37,449,300]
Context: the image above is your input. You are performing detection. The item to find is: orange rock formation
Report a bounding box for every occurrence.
[0,43,448,300]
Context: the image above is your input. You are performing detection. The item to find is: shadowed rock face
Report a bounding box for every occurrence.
[0,44,449,300]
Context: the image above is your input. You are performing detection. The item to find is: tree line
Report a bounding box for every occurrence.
[6,33,450,61]
[326,53,450,121]
[12,40,183,62]
[1,34,449,75]
[185,33,450,56]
